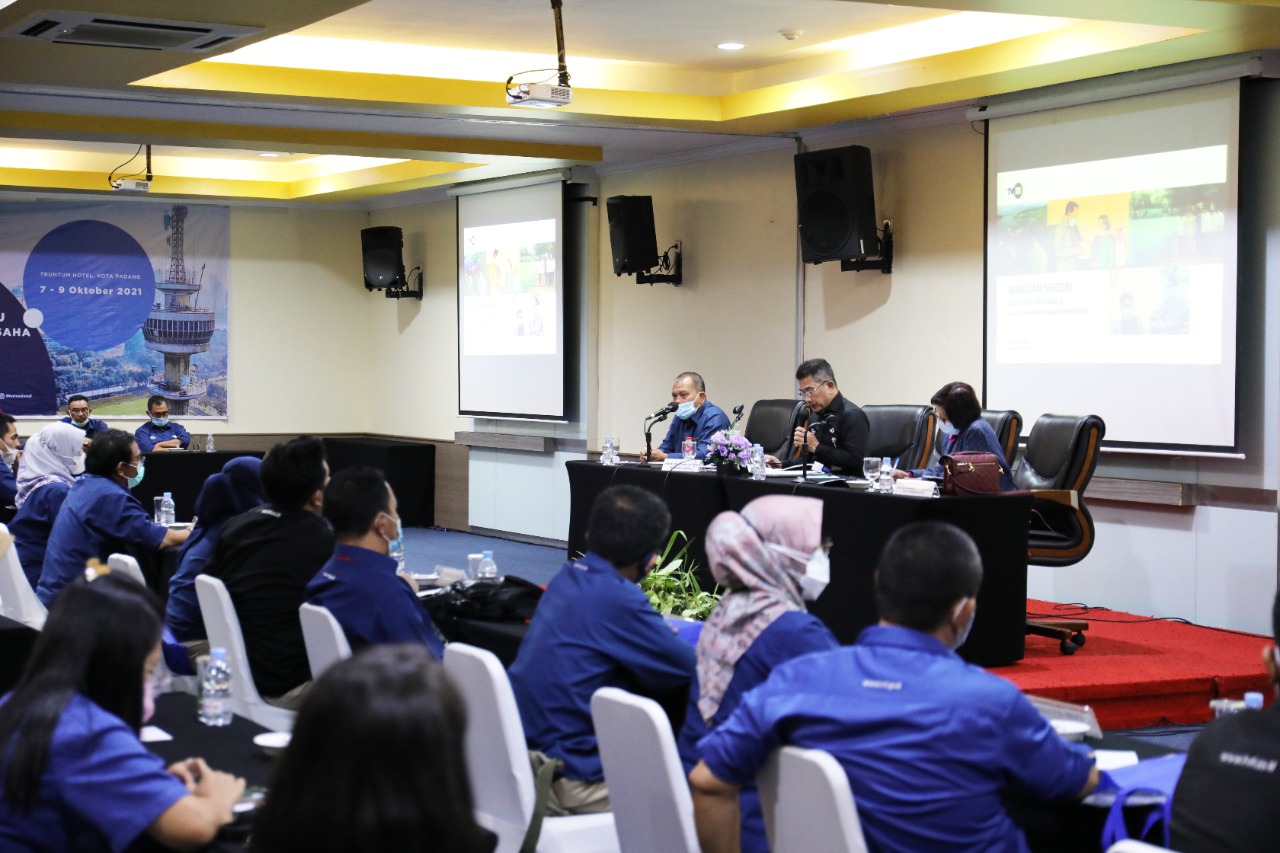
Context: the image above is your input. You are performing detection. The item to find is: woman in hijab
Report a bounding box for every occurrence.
[9,422,85,588]
[165,456,264,646]
[677,494,838,853]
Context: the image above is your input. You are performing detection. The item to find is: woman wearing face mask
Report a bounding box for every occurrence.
[0,572,244,851]
[895,381,1017,491]
[9,423,86,589]
[677,495,838,853]
[35,429,190,606]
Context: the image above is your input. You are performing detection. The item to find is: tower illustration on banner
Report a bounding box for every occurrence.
[142,205,214,415]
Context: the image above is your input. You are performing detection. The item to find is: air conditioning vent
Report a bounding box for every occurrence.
[3,11,261,52]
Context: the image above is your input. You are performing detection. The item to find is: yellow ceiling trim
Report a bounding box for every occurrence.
[288,159,479,197]
[0,168,291,199]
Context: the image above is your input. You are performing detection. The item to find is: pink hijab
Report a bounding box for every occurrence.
[695,495,823,720]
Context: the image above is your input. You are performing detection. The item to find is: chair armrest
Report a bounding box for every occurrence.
[1029,489,1079,509]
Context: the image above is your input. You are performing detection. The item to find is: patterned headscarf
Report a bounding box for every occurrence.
[14,422,84,508]
[695,495,823,720]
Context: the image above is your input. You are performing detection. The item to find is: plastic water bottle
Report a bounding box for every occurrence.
[477,549,498,579]
[388,535,406,574]
[682,436,695,460]
[199,648,234,726]
[159,492,175,526]
[879,457,894,493]
[750,444,766,480]
[601,435,616,465]
[205,432,215,453]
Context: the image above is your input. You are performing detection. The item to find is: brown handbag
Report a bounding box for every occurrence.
[940,451,1004,495]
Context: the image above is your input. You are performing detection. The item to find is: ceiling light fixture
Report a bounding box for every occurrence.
[717,42,745,51]
[505,0,573,109]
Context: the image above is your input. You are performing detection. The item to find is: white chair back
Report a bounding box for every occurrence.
[591,686,699,853]
[0,524,47,630]
[194,574,295,732]
[758,746,868,853]
[443,643,619,853]
[107,553,146,585]
[1106,842,1181,852]
[299,602,352,678]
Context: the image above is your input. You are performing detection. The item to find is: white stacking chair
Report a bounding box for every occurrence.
[0,523,47,630]
[299,602,352,678]
[443,643,620,853]
[106,553,146,585]
[591,686,700,853]
[1106,842,1181,853]
[194,574,296,733]
[757,746,869,853]
[106,553,202,694]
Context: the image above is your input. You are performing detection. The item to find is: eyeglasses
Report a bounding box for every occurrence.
[798,382,828,399]
[68,407,90,415]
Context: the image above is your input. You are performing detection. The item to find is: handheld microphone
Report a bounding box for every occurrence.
[649,402,678,419]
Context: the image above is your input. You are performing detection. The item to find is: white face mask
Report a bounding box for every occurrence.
[939,420,959,437]
[951,599,975,650]
[0,444,16,466]
[71,453,86,476]
[768,542,831,601]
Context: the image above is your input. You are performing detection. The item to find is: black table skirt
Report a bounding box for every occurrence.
[134,451,264,523]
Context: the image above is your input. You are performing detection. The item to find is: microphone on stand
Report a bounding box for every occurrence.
[644,402,678,462]
[729,403,745,429]
[649,402,678,420]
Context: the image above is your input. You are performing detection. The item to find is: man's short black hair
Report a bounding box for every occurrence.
[930,382,982,431]
[0,413,15,433]
[324,467,393,538]
[585,486,671,570]
[145,395,169,412]
[875,521,983,632]
[795,358,836,386]
[67,394,89,407]
[262,436,327,512]
[85,429,136,477]
[676,372,706,393]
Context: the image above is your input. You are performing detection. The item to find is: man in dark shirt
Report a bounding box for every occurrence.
[203,435,333,709]
[766,357,870,474]
[1171,592,1280,852]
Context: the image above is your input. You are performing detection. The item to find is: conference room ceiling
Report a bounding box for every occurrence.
[0,0,1278,203]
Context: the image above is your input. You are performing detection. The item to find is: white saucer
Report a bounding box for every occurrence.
[253,731,291,756]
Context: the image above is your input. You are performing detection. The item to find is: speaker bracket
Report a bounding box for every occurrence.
[385,267,424,300]
[637,241,683,287]
[838,220,893,274]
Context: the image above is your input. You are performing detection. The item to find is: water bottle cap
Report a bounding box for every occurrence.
[210,647,227,660]
[1245,691,1265,709]
[164,492,172,498]
[483,550,493,559]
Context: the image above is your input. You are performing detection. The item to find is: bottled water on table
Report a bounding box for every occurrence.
[205,433,215,453]
[477,549,498,579]
[601,435,616,465]
[159,492,175,526]
[682,436,696,460]
[750,444,766,480]
[878,457,894,493]
[389,535,406,574]
[199,648,234,727]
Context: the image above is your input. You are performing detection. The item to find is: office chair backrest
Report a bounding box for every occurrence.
[745,399,799,460]
[980,409,1023,463]
[1013,414,1105,492]
[864,405,935,469]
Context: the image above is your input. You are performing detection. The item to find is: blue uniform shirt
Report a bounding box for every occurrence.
[165,525,217,642]
[0,462,15,505]
[0,693,188,853]
[59,417,109,441]
[134,421,191,453]
[305,543,445,660]
[700,625,1094,853]
[508,552,696,782]
[10,481,71,589]
[658,401,731,459]
[37,474,167,606]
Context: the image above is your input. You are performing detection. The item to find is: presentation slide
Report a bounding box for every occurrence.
[457,181,565,420]
[986,83,1239,450]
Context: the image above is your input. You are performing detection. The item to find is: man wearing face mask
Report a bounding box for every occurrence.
[60,394,109,447]
[509,485,696,815]
[304,467,444,659]
[134,395,191,453]
[0,413,20,513]
[691,521,1099,853]
[642,371,731,461]
[37,429,190,605]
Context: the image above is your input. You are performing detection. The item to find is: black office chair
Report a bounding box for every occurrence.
[863,405,935,470]
[744,399,798,460]
[926,408,1023,469]
[1013,413,1106,654]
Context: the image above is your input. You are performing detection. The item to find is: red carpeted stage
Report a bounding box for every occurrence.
[990,600,1273,729]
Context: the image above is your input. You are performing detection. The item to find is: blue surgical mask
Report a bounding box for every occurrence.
[125,461,145,489]
[151,417,169,427]
[939,420,959,437]
[381,512,404,557]
[675,401,697,420]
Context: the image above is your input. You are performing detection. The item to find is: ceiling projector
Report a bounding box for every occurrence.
[506,81,572,108]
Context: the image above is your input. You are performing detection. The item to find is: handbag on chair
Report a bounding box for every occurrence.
[941,451,1004,495]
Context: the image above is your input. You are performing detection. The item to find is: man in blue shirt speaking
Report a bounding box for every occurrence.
[509,485,696,814]
[305,466,444,659]
[641,371,731,461]
[134,395,191,453]
[691,521,1099,853]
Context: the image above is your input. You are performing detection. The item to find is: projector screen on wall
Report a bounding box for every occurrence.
[985,81,1240,451]
[457,180,565,420]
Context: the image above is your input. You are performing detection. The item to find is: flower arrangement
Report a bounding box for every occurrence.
[706,429,753,474]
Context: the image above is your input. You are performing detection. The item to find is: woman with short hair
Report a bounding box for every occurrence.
[898,381,1017,491]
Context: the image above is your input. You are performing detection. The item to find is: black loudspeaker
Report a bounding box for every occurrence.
[361,226,406,290]
[794,145,878,263]
[606,195,659,275]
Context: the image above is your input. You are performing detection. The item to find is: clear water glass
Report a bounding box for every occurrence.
[862,456,880,488]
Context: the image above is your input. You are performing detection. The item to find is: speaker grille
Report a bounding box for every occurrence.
[798,190,853,258]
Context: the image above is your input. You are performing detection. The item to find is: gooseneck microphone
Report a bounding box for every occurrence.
[730,403,745,429]
[650,402,678,419]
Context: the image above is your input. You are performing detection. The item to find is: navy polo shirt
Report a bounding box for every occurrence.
[304,543,445,659]
[37,474,166,605]
[658,401,732,459]
[134,421,191,453]
[10,481,71,589]
[59,417,109,441]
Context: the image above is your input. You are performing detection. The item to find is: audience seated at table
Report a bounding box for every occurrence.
[166,456,265,649]
[1171,590,1280,851]
[305,466,444,659]
[202,436,333,711]
[690,520,1099,853]
[0,572,244,851]
[36,429,190,606]
[59,394,109,446]
[0,414,19,513]
[677,494,838,853]
[134,394,192,453]
[9,423,83,590]
[508,485,696,815]
[250,644,494,853]
[896,380,1017,491]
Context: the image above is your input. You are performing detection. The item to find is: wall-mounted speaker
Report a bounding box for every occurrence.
[606,195,659,275]
[361,225,406,290]
[794,145,878,263]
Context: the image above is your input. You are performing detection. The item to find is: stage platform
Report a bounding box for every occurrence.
[992,599,1273,729]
